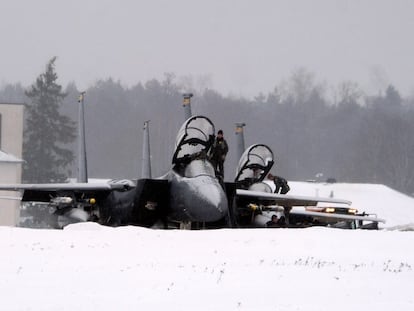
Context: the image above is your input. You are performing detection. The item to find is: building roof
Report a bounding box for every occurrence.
[0,150,23,163]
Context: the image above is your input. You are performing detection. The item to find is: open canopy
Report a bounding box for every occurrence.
[172,116,215,164]
[235,144,274,183]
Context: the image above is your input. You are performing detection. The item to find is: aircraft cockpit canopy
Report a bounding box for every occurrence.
[172,115,215,164]
[235,144,274,183]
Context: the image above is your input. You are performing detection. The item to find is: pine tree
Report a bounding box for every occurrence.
[23,57,76,182]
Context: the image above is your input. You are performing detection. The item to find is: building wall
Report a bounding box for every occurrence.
[0,163,22,226]
[0,103,24,158]
[0,103,24,226]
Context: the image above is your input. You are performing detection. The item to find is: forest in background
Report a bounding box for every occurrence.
[1,68,414,195]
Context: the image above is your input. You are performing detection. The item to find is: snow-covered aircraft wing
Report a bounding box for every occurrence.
[0,180,136,203]
[290,209,386,223]
[236,189,352,207]
[0,180,134,192]
[0,195,22,200]
[236,189,386,226]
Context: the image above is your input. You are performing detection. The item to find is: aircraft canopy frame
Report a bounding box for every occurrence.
[172,116,215,164]
[235,144,274,183]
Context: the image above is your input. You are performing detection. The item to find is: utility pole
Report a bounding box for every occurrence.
[141,120,152,179]
[235,122,246,160]
[77,92,88,183]
[182,93,193,121]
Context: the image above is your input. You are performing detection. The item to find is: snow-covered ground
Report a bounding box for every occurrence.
[1,182,414,310]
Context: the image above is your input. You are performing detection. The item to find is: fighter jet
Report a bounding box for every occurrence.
[230,144,385,228]
[0,110,383,230]
[0,116,229,229]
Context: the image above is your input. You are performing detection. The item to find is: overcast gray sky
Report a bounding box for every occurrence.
[1,0,413,98]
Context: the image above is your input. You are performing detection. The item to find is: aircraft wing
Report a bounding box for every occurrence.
[290,209,386,223]
[0,180,135,192]
[0,195,22,200]
[236,189,352,207]
[0,180,136,204]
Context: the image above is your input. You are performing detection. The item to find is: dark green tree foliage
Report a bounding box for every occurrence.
[23,57,76,182]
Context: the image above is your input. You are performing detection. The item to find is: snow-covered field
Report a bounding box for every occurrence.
[1,182,414,311]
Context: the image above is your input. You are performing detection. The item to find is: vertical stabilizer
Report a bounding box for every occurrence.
[235,122,246,160]
[182,93,193,121]
[77,92,88,183]
[141,120,152,179]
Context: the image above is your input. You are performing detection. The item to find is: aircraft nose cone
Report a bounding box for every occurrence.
[172,174,228,222]
[192,177,228,221]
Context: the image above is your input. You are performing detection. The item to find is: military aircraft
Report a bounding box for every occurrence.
[0,115,229,229]
[230,144,385,229]
[0,110,384,230]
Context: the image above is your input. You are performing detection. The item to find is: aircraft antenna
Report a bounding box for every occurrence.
[77,92,88,183]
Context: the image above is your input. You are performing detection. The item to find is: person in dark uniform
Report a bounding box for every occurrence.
[209,129,229,178]
[267,173,290,194]
[266,214,286,228]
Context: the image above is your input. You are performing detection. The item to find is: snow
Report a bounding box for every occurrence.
[1,182,414,310]
[0,150,23,163]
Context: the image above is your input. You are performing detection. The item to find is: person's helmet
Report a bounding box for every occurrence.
[217,130,223,135]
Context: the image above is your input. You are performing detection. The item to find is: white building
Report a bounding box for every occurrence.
[0,103,24,226]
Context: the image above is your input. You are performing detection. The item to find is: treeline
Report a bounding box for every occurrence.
[1,69,414,195]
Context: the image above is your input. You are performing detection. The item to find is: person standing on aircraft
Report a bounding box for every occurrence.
[209,129,229,178]
[268,173,290,194]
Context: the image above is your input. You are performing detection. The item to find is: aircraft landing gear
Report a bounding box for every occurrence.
[179,221,192,230]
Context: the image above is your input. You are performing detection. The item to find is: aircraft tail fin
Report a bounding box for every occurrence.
[141,121,152,179]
